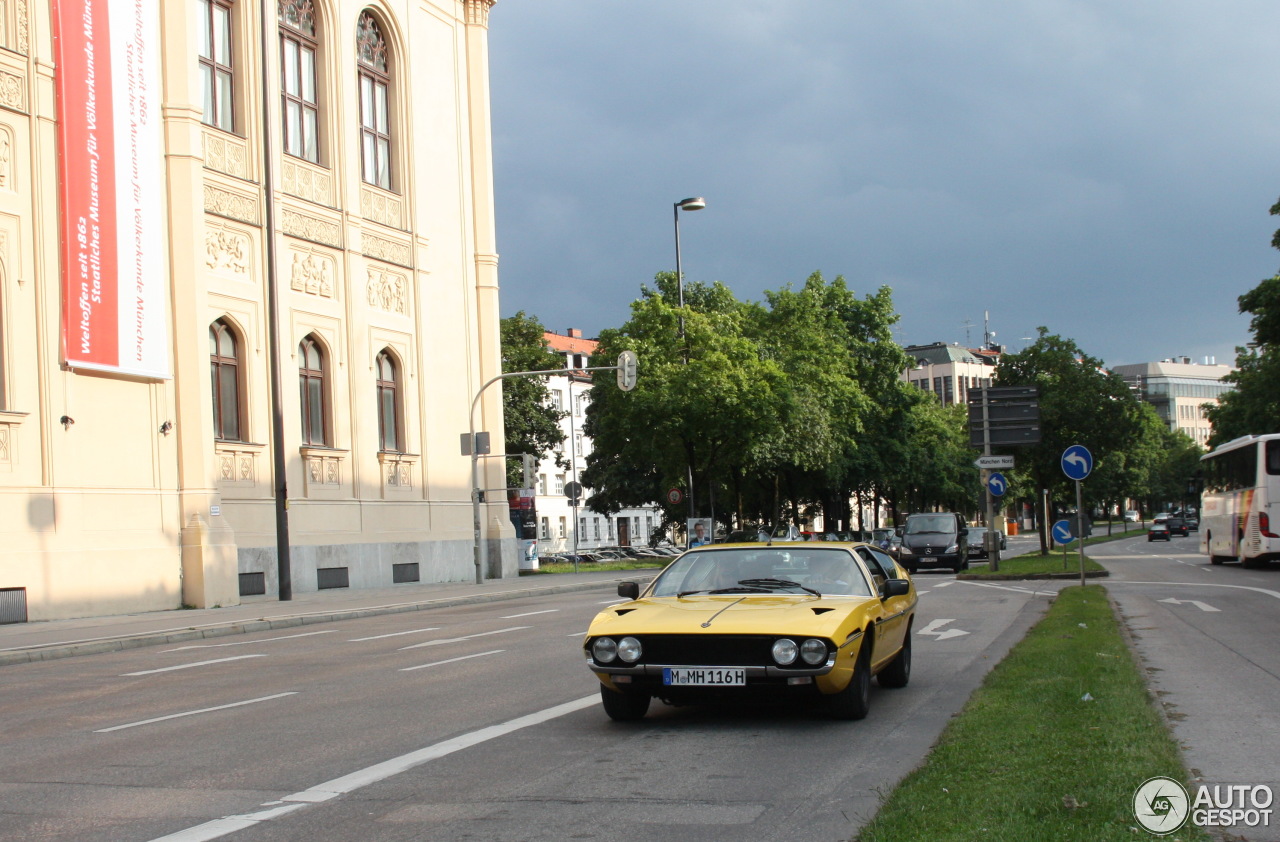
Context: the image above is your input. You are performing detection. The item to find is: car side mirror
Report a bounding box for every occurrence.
[882,578,910,598]
[618,581,640,600]
[894,527,904,537]
[959,527,969,536]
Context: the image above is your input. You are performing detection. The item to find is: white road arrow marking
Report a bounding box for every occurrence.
[1158,597,1220,613]
[917,618,970,640]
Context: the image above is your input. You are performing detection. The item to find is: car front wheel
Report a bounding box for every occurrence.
[600,685,650,721]
[829,636,872,720]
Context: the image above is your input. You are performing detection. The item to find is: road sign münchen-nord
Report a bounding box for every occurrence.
[974,455,1015,469]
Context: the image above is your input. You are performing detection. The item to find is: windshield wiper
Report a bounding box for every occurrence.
[737,578,822,597]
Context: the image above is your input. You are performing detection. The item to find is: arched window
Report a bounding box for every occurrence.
[197,0,236,131]
[210,319,242,440]
[298,335,328,445]
[355,10,392,190]
[376,349,400,452]
[279,0,320,162]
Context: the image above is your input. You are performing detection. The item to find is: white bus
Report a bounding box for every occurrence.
[1199,433,1280,567]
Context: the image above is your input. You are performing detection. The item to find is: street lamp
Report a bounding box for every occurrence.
[673,196,705,524]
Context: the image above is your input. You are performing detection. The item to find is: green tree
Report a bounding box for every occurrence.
[499,312,567,486]
[1205,273,1280,446]
[994,328,1145,553]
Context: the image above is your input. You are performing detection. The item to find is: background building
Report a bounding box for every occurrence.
[1112,358,1235,446]
[1,0,511,623]
[900,341,998,406]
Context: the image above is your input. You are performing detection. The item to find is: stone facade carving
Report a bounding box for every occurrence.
[217,450,256,484]
[280,208,342,248]
[464,0,494,27]
[204,184,260,225]
[0,70,25,114]
[360,186,403,229]
[0,423,10,467]
[303,449,344,492]
[362,232,412,268]
[366,266,407,314]
[205,227,250,277]
[283,158,334,206]
[16,0,27,56]
[202,130,250,179]
[289,250,334,298]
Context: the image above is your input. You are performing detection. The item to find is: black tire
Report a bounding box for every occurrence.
[599,685,650,721]
[829,634,872,720]
[878,626,911,689]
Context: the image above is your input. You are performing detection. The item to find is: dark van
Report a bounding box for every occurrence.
[896,512,969,573]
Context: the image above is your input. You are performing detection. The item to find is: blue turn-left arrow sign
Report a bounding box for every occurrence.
[1061,445,1093,481]
[987,472,1008,497]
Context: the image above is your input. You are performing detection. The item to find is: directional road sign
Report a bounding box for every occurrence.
[1061,445,1093,481]
[987,472,1009,497]
[1051,520,1075,544]
[974,455,1015,469]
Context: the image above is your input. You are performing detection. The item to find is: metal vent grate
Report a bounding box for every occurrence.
[0,587,28,624]
[317,567,350,590]
[392,562,420,584]
[238,572,266,596]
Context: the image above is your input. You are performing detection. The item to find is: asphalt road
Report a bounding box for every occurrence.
[0,556,1057,842]
[1096,533,1280,842]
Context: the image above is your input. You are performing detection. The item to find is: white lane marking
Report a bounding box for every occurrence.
[500,609,559,619]
[348,627,441,642]
[146,695,599,842]
[914,590,930,596]
[397,626,530,651]
[1110,581,1280,600]
[95,693,297,733]
[916,619,970,640]
[956,580,1039,594]
[165,631,335,652]
[1157,597,1221,612]
[567,632,587,637]
[933,581,954,588]
[122,655,266,676]
[598,599,628,605]
[399,650,503,672]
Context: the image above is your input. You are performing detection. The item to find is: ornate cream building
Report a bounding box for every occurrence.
[0,0,513,622]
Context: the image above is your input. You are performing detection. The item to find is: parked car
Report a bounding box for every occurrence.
[870,528,894,550]
[895,512,970,573]
[1185,517,1199,532]
[1165,517,1189,537]
[1153,512,1171,523]
[586,542,917,721]
[1124,510,1139,522]
[966,526,1006,559]
[1148,523,1171,542]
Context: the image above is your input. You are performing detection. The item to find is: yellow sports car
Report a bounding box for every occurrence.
[583,541,917,721]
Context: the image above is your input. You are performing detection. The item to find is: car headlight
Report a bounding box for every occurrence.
[617,636,642,663]
[772,638,799,665]
[800,638,828,665]
[592,637,617,663]
[898,546,913,556]
[947,544,959,554]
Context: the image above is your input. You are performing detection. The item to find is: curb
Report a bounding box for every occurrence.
[0,574,651,668]
[957,569,1110,581]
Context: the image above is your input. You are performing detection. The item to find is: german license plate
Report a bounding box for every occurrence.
[662,667,746,686]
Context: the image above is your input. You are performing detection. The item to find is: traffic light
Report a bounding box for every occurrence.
[616,350,638,392]
[521,454,537,490]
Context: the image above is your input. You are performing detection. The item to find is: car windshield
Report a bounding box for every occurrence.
[648,547,873,598]
[905,515,954,534]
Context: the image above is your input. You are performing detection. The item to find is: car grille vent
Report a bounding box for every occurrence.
[638,634,780,667]
[614,608,636,616]
[811,607,835,615]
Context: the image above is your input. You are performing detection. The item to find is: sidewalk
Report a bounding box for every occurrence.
[0,568,658,668]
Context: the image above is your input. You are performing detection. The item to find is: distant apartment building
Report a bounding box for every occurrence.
[1111,358,1235,446]
[900,342,999,405]
[528,330,662,563]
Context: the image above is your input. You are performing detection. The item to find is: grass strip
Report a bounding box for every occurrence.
[857,585,1208,842]
[967,553,1107,578]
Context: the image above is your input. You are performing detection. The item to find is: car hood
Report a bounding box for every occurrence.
[903,534,957,549]
[587,595,882,638]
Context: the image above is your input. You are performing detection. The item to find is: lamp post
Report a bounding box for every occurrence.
[673,196,705,523]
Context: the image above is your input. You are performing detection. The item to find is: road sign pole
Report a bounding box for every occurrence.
[982,387,999,572]
[1076,479,1086,587]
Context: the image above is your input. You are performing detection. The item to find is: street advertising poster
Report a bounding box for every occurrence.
[52,0,170,378]
[687,517,713,549]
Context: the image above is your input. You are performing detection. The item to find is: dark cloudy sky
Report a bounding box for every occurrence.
[487,1,1280,367]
